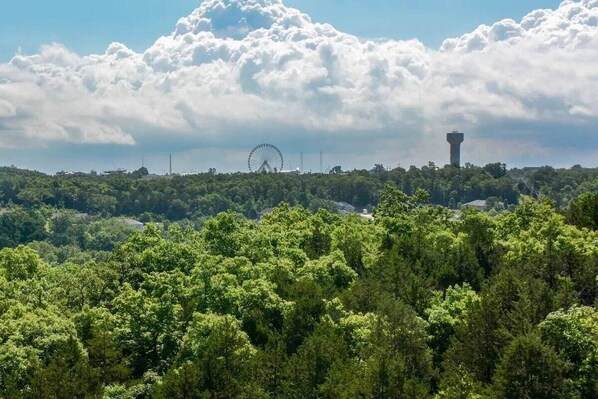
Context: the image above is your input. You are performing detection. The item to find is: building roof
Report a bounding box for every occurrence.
[463,200,488,208]
[121,218,144,228]
[122,218,142,223]
[336,202,356,213]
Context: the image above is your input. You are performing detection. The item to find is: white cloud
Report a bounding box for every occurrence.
[0,99,16,118]
[0,0,596,169]
[441,0,598,51]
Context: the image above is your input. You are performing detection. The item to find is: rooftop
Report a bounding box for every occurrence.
[463,200,487,209]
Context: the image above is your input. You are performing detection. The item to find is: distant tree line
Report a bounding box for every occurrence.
[0,164,596,222]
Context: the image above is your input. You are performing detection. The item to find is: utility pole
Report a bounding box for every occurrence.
[169,153,172,175]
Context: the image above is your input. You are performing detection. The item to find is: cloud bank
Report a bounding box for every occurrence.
[0,0,597,170]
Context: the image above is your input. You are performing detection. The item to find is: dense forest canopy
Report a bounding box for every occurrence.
[0,164,596,398]
[0,164,597,223]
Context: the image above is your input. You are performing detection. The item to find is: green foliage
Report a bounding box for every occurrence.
[332,214,382,274]
[375,184,416,218]
[155,313,258,398]
[483,162,507,179]
[0,207,46,248]
[113,281,184,376]
[0,245,44,281]
[426,284,480,363]
[298,250,358,291]
[492,334,564,399]
[49,212,87,247]
[0,164,595,223]
[568,192,598,230]
[281,321,348,398]
[540,306,598,398]
[85,219,138,252]
[0,305,100,398]
[74,307,130,385]
[0,177,595,398]
[203,211,250,257]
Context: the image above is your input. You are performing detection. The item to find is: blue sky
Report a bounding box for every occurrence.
[0,0,561,61]
[0,0,596,173]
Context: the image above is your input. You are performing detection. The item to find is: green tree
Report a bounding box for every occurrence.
[568,192,598,230]
[202,212,250,257]
[155,313,259,399]
[540,307,598,398]
[0,208,46,248]
[0,245,44,281]
[0,305,100,398]
[426,284,480,364]
[113,282,184,376]
[281,322,348,398]
[492,334,564,399]
[74,307,130,385]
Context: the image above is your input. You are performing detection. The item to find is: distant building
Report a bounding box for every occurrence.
[359,209,374,221]
[103,169,127,176]
[280,169,301,175]
[55,171,87,177]
[462,200,488,211]
[336,202,356,214]
[121,218,144,230]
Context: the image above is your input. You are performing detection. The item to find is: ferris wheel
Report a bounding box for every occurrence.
[248,144,284,173]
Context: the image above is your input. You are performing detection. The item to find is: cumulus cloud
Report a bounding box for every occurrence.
[0,99,16,118]
[0,0,597,169]
[441,0,598,51]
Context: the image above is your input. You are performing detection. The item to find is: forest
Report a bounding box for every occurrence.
[0,168,596,398]
[0,164,596,223]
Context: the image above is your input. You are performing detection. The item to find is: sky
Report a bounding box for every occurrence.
[0,0,596,173]
[0,0,563,61]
